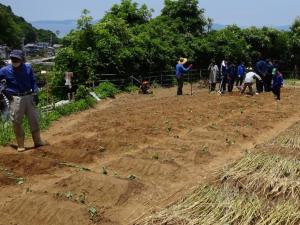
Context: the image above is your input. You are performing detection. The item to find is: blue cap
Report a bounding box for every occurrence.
[10,50,24,60]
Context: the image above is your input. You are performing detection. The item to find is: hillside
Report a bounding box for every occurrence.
[0,3,59,48]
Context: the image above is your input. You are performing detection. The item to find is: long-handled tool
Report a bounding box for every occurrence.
[130,76,142,85]
[217,77,224,95]
[188,72,193,96]
[0,79,10,122]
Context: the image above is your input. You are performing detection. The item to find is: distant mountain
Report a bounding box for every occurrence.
[212,24,227,30]
[212,23,290,31]
[31,20,77,37]
[30,20,291,38]
[0,3,59,47]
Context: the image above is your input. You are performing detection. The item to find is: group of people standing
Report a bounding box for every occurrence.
[175,57,283,101]
[208,58,283,100]
[208,60,248,93]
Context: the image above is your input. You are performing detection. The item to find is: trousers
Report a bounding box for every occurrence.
[10,95,40,147]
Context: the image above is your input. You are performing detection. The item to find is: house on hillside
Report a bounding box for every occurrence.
[24,42,55,57]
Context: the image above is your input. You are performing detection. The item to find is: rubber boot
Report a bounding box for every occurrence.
[16,135,25,152]
[32,131,48,148]
[12,124,26,152]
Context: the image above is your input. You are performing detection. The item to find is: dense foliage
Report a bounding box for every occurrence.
[0,3,59,48]
[53,0,298,90]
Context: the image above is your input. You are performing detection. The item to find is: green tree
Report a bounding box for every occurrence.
[161,0,207,35]
[0,5,22,47]
[289,17,300,67]
[103,0,153,26]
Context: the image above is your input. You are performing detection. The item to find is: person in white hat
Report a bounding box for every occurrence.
[175,57,192,95]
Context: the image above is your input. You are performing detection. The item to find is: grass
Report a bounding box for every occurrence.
[0,97,97,146]
[220,153,300,200]
[284,79,300,86]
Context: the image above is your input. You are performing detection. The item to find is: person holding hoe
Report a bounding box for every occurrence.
[0,50,48,152]
[175,57,192,95]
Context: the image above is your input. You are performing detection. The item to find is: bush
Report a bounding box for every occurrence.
[37,89,50,106]
[75,85,90,100]
[94,82,120,98]
[124,84,139,93]
[54,97,96,116]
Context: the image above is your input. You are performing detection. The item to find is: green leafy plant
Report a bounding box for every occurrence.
[94,82,120,99]
[75,85,90,100]
[124,84,139,93]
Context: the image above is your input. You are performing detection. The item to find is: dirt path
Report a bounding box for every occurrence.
[0,85,300,225]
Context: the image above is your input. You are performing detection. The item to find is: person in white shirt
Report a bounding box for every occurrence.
[65,71,74,101]
[240,71,262,95]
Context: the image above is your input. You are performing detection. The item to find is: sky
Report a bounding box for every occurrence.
[0,0,299,26]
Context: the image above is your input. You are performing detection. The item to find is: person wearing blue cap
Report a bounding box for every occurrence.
[0,50,47,152]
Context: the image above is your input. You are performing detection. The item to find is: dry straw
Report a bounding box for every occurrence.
[220,153,300,200]
[136,185,300,225]
[136,185,262,225]
[268,122,300,149]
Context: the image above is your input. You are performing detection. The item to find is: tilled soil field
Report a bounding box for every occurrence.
[0,85,300,225]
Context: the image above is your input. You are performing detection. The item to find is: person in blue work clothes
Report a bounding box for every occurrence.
[175,57,192,95]
[236,62,246,87]
[255,58,268,93]
[219,60,228,93]
[272,67,284,101]
[227,62,236,93]
[0,50,47,152]
[264,59,274,92]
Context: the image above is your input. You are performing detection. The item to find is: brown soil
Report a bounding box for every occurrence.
[0,85,300,225]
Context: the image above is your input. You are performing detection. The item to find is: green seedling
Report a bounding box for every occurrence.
[65,191,73,200]
[201,146,209,153]
[78,193,86,204]
[101,167,108,175]
[16,177,24,185]
[128,174,136,180]
[152,153,159,160]
[88,207,98,219]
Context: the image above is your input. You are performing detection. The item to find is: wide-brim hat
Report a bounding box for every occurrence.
[10,50,24,60]
[178,57,188,64]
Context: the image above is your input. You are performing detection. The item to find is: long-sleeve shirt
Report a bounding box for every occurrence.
[176,64,191,78]
[0,63,38,95]
[208,64,219,83]
[244,72,262,83]
[220,61,227,77]
[255,60,268,75]
[272,73,283,88]
[227,65,235,80]
[237,65,246,77]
